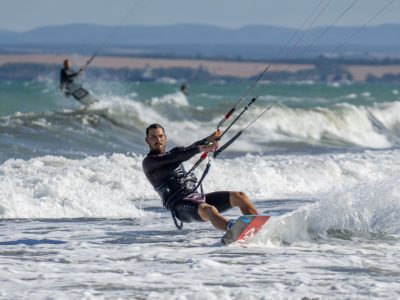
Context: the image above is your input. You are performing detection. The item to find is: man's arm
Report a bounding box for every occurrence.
[66,68,83,79]
[143,130,220,175]
[143,146,200,175]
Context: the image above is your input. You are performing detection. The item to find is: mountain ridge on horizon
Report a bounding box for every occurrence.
[1,23,399,47]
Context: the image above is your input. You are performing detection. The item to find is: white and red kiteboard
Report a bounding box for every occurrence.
[221,215,270,245]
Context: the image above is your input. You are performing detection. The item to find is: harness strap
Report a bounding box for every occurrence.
[171,209,183,230]
[194,159,212,193]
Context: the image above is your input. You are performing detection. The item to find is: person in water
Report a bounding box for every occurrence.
[59,59,83,92]
[180,83,188,96]
[142,123,259,231]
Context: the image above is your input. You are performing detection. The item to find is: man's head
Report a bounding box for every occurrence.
[180,83,188,95]
[63,59,70,69]
[145,123,167,154]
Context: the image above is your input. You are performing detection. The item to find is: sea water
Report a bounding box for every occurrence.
[0,78,399,299]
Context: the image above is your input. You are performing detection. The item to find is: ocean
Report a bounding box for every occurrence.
[0,77,399,299]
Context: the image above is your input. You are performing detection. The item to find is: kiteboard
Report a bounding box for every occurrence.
[221,215,270,245]
[64,82,98,106]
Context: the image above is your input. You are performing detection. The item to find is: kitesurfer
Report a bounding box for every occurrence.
[142,123,259,231]
[60,59,83,93]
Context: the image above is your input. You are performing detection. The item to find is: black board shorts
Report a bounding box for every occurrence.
[173,191,232,223]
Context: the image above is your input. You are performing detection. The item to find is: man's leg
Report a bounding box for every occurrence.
[198,203,228,231]
[229,192,259,215]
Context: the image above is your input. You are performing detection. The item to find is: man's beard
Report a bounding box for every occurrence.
[151,144,165,154]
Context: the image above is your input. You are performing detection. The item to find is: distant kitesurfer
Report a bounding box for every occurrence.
[142,123,259,231]
[59,59,97,106]
[59,59,83,94]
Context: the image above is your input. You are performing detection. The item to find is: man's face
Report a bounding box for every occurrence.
[145,127,167,154]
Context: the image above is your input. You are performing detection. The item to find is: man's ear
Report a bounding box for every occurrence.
[145,137,149,145]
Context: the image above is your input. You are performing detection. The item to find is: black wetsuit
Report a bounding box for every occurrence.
[142,139,231,223]
[60,68,80,90]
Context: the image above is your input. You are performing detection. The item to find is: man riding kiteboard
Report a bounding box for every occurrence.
[142,123,259,231]
[60,59,83,94]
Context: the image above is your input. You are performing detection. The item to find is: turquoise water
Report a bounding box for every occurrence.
[1,80,399,115]
[1,79,400,163]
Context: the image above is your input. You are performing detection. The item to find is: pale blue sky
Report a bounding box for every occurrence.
[1,0,399,31]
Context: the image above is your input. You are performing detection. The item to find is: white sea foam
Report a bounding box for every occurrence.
[254,180,400,245]
[88,94,216,146]
[361,92,371,97]
[94,95,400,150]
[295,80,316,86]
[0,154,151,219]
[1,149,399,299]
[221,101,400,149]
[258,94,330,105]
[328,82,343,88]
[1,149,399,220]
[155,77,178,84]
[344,93,357,99]
[199,93,224,100]
[150,91,189,106]
[118,98,400,150]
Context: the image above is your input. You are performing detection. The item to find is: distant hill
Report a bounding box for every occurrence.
[1,23,400,59]
[1,23,400,46]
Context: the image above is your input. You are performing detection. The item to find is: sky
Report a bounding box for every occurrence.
[0,0,399,32]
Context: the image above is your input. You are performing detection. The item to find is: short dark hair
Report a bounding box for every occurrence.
[145,123,165,137]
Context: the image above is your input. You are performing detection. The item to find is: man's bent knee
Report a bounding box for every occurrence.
[230,191,249,206]
[198,203,219,221]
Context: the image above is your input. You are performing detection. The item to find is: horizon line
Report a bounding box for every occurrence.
[2,21,400,33]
